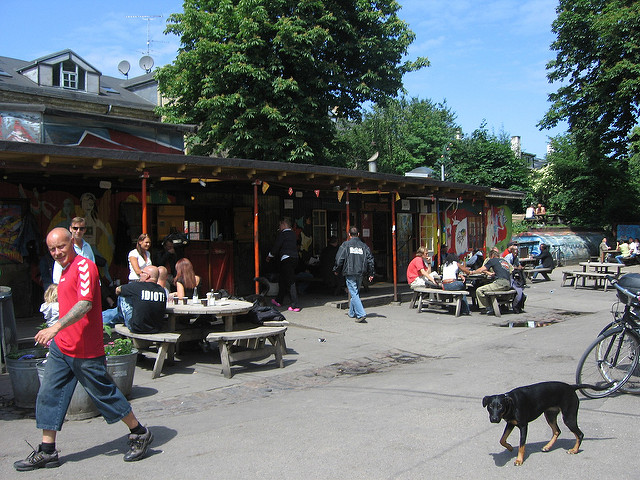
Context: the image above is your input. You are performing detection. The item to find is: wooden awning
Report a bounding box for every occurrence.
[0,140,493,199]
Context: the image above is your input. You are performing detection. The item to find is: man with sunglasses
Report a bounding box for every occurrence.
[52,217,95,283]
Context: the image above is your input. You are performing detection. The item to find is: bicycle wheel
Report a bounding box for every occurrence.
[620,338,640,393]
[575,327,640,398]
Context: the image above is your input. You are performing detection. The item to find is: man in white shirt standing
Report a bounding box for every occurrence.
[52,217,95,283]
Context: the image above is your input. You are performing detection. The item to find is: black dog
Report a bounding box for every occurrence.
[483,381,590,466]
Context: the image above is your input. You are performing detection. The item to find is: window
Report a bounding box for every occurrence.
[312,210,327,255]
[53,60,86,91]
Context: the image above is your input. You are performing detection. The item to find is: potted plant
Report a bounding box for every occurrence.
[5,322,49,408]
[36,326,138,420]
[6,345,48,409]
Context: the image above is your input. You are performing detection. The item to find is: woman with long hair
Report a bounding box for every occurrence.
[174,258,201,298]
[128,234,152,281]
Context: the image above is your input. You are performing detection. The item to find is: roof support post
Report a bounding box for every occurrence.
[391,191,398,302]
[141,170,149,234]
[253,181,260,294]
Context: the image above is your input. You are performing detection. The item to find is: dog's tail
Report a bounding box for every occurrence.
[572,382,616,391]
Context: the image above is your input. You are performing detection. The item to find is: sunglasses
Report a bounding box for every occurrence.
[71,226,86,231]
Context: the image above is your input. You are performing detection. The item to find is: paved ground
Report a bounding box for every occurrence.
[1,266,639,479]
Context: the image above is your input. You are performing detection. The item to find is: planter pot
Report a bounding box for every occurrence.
[6,348,48,408]
[36,350,138,421]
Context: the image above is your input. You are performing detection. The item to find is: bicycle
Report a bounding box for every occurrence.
[549,245,564,267]
[575,276,640,398]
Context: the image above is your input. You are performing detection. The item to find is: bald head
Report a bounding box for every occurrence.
[141,265,159,283]
[47,227,75,268]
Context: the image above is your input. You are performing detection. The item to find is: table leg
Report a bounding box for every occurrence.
[168,313,176,332]
[223,315,233,331]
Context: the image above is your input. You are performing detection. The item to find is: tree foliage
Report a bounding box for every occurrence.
[534,133,639,227]
[540,0,640,159]
[156,0,428,163]
[446,124,530,192]
[333,97,458,174]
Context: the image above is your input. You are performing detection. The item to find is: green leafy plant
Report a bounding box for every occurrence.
[103,338,134,356]
[103,325,133,356]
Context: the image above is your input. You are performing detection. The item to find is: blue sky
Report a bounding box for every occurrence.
[2,0,565,158]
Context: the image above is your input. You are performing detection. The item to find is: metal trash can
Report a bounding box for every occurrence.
[0,286,18,373]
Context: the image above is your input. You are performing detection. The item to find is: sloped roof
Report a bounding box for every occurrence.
[0,52,156,111]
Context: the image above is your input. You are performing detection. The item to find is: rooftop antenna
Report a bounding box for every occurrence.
[126,14,162,55]
[126,14,163,72]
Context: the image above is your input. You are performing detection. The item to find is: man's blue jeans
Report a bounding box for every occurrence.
[345,275,366,319]
[36,340,131,431]
[102,296,133,328]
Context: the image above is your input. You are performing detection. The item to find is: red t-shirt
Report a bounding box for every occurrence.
[406,256,427,284]
[56,255,104,358]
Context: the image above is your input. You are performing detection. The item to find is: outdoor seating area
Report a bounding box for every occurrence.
[114,297,291,379]
[561,261,625,292]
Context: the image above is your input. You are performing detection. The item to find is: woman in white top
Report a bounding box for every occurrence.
[128,234,152,281]
[441,252,472,315]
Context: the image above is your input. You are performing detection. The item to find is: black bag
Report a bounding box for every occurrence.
[239,302,286,325]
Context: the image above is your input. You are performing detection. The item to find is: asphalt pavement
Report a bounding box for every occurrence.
[2,266,640,479]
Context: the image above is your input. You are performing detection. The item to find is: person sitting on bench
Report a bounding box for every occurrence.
[102,266,166,333]
[471,250,512,315]
[531,243,555,280]
[407,247,439,289]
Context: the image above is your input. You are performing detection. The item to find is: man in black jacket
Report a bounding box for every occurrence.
[333,227,375,322]
[531,243,555,280]
[267,217,300,312]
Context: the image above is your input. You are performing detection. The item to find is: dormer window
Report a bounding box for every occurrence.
[53,60,86,91]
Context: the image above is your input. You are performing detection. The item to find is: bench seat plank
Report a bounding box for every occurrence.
[206,326,287,378]
[114,324,212,379]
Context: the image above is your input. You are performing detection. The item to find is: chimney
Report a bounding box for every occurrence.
[510,136,521,158]
[367,151,379,173]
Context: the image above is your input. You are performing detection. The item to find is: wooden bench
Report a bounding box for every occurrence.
[483,290,517,317]
[411,287,469,317]
[114,324,213,379]
[523,268,553,281]
[206,326,287,378]
[561,270,576,286]
[567,271,613,291]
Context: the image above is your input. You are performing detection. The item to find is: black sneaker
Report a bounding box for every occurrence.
[14,443,60,471]
[123,428,153,462]
[355,317,367,323]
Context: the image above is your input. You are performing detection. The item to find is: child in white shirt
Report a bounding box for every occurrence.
[40,284,59,327]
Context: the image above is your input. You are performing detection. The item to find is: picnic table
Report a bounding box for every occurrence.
[166,298,254,332]
[561,262,625,291]
[578,262,625,276]
[518,257,538,269]
[115,299,255,378]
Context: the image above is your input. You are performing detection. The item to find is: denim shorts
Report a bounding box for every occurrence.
[36,340,131,431]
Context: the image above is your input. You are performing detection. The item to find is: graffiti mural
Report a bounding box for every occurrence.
[486,205,512,252]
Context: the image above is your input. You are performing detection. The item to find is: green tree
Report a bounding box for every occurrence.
[446,124,530,192]
[334,97,458,174]
[540,0,640,159]
[156,0,428,163]
[534,133,638,227]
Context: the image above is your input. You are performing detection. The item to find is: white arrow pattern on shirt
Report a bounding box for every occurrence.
[78,260,91,297]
